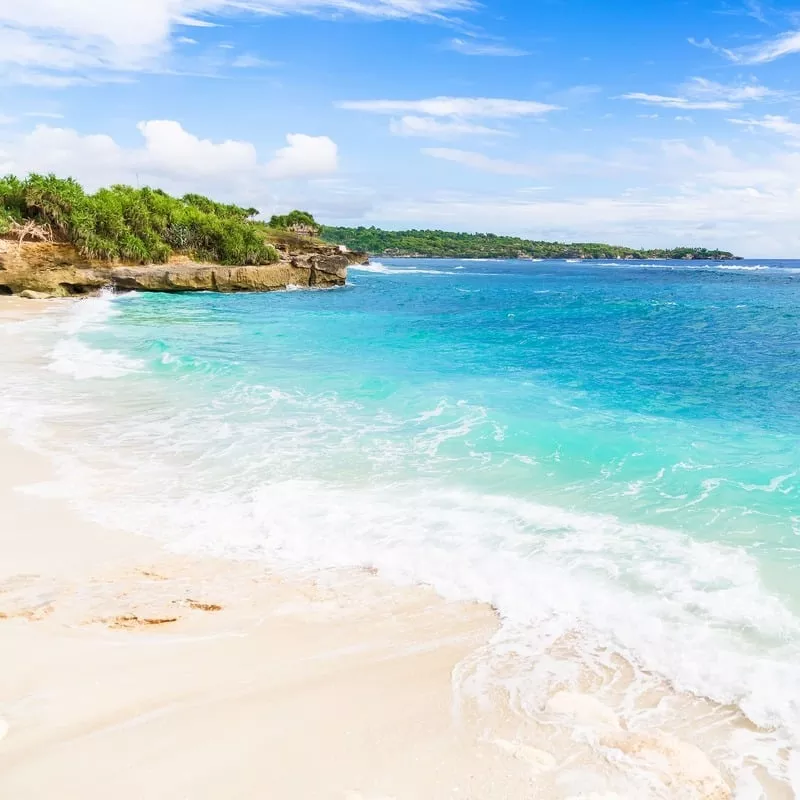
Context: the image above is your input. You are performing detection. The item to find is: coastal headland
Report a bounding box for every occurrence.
[0,238,366,297]
[0,176,366,298]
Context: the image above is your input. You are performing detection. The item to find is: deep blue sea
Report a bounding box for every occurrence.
[2,257,799,795]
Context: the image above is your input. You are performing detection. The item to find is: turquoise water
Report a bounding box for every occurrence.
[2,257,800,795]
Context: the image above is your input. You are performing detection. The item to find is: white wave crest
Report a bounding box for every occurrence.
[48,338,144,379]
[351,261,459,276]
[715,264,770,272]
[58,290,123,335]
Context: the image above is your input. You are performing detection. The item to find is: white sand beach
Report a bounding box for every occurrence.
[0,432,541,797]
[0,299,742,800]
[0,300,546,798]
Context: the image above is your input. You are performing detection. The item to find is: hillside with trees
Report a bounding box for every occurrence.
[320,226,739,261]
[0,174,279,266]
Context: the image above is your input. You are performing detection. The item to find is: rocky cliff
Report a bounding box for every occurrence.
[0,239,368,298]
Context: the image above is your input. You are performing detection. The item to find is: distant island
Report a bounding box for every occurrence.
[321,226,740,261]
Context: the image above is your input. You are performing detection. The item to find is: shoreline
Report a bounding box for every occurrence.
[1,425,540,799]
[0,298,523,798]
[0,296,761,799]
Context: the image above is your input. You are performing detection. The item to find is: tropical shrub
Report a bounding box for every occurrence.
[268,209,321,235]
[0,174,279,265]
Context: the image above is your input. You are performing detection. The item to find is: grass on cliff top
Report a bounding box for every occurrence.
[0,174,282,266]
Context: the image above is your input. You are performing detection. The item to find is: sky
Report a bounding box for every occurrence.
[2,1,800,255]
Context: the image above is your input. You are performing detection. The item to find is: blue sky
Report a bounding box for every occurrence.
[2,0,800,255]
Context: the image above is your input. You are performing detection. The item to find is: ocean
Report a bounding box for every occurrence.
[1,257,799,796]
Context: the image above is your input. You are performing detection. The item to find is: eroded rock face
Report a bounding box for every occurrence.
[0,239,367,297]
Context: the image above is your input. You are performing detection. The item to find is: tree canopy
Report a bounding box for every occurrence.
[320,226,738,261]
[0,174,278,266]
[268,210,321,235]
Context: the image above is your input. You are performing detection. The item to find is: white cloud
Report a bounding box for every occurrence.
[0,114,16,125]
[338,96,560,118]
[0,121,339,192]
[714,0,767,23]
[0,27,104,71]
[421,147,609,178]
[1,125,127,184]
[446,37,529,57]
[232,54,279,68]
[0,0,475,83]
[549,84,602,105]
[173,16,220,28]
[389,115,509,138]
[681,77,786,102]
[729,115,800,141]
[264,133,338,179]
[423,147,540,176]
[726,30,800,64]
[690,30,800,64]
[135,120,260,180]
[176,36,198,44]
[620,93,739,110]
[23,111,64,119]
[621,78,785,112]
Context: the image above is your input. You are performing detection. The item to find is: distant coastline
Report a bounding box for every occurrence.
[322,225,740,261]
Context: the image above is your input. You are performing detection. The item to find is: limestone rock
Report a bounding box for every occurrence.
[0,239,366,296]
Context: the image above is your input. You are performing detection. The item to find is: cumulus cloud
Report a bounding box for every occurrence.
[338,96,560,118]
[389,116,509,138]
[265,133,338,179]
[135,120,260,179]
[0,121,339,193]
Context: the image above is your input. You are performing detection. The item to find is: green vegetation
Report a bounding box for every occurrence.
[269,209,321,236]
[321,226,738,261]
[0,174,279,265]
